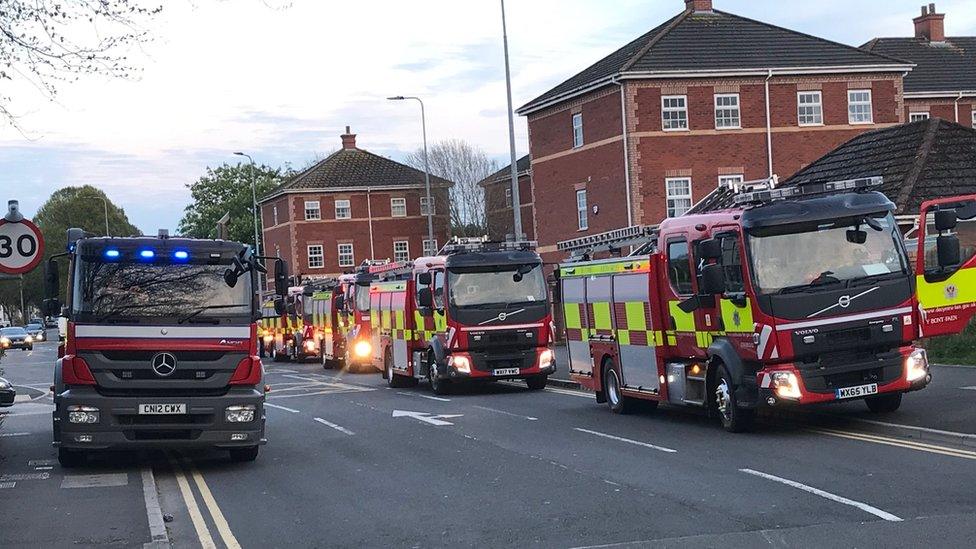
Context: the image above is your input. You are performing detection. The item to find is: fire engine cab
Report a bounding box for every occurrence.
[557,177,976,432]
[340,263,386,371]
[370,238,556,395]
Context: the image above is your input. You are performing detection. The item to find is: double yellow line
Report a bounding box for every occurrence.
[168,455,241,549]
[810,428,976,461]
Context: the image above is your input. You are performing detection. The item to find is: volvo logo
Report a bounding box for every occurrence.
[838,295,852,308]
[150,352,178,377]
[160,328,169,336]
[497,312,508,322]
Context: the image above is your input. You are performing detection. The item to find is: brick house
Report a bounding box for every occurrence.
[478,155,535,241]
[515,0,913,261]
[259,127,451,283]
[863,4,976,127]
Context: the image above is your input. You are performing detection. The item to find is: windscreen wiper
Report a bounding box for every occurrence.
[178,304,250,324]
[845,271,905,288]
[778,277,844,295]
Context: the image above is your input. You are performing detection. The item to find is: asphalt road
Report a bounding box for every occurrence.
[2,337,976,547]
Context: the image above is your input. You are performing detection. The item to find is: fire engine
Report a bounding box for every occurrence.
[369,238,556,395]
[258,286,307,362]
[339,263,386,371]
[42,228,289,465]
[298,278,345,369]
[556,177,976,432]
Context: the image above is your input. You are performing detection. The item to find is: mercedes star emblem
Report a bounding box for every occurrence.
[150,352,178,377]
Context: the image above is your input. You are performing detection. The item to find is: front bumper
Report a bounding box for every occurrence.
[438,348,556,381]
[54,385,266,450]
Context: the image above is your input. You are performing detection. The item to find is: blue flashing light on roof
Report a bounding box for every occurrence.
[139,249,155,260]
[173,250,189,261]
[104,249,121,259]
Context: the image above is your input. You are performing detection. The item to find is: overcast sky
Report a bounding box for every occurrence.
[3,0,975,234]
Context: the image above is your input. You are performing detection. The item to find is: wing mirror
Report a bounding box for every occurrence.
[934,209,958,232]
[42,259,62,317]
[274,259,289,297]
[700,263,726,295]
[417,272,432,286]
[937,235,961,268]
[417,287,434,310]
[274,297,286,316]
[698,238,722,262]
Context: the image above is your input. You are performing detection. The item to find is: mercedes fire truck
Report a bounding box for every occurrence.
[556,178,976,431]
[43,229,288,465]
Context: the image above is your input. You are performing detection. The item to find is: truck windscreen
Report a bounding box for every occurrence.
[747,212,908,294]
[72,259,252,322]
[447,264,547,308]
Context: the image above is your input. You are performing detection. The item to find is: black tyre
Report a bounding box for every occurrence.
[229,446,260,462]
[58,447,85,468]
[525,376,548,391]
[865,392,903,413]
[603,360,634,414]
[714,364,755,433]
[428,356,451,396]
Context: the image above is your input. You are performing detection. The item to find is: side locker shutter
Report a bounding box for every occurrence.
[561,273,592,377]
[613,270,659,391]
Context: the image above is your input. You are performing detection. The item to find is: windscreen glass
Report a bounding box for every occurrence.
[447,264,546,308]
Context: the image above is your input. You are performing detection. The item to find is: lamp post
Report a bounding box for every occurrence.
[387,96,436,252]
[500,0,523,239]
[233,152,262,257]
[79,194,110,236]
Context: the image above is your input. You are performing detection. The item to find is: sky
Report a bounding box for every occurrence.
[2,0,975,234]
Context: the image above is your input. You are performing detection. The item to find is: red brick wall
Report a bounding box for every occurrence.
[484,173,535,241]
[904,98,976,125]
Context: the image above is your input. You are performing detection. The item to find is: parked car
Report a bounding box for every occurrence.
[24,323,46,342]
[0,377,14,407]
[44,317,58,328]
[0,327,34,351]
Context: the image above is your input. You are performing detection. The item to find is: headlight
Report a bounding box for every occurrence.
[906,348,929,382]
[449,355,471,374]
[35,333,44,341]
[539,348,555,369]
[67,405,100,424]
[0,337,9,346]
[771,371,802,400]
[263,334,273,343]
[354,340,371,358]
[24,335,33,343]
[304,340,317,352]
[225,404,256,423]
[0,379,11,390]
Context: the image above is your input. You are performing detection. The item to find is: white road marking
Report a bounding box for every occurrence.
[186,460,242,549]
[0,482,14,489]
[141,468,170,548]
[169,457,217,549]
[961,386,976,391]
[314,417,355,435]
[396,391,451,402]
[265,368,298,374]
[28,459,56,467]
[740,468,902,522]
[61,473,128,489]
[0,473,50,481]
[0,432,30,438]
[573,428,677,453]
[546,386,592,398]
[13,394,31,402]
[392,410,463,426]
[838,417,976,443]
[35,466,53,471]
[265,403,300,413]
[473,405,537,421]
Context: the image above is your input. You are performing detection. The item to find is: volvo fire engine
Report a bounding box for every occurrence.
[43,229,289,465]
[339,263,386,371]
[369,238,556,395]
[557,178,976,432]
[298,278,345,369]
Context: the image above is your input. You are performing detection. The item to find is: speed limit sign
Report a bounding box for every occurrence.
[0,216,45,275]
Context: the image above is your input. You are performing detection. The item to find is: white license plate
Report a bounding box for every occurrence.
[492,368,520,376]
[138,403,187,415]
[835,383,878,400]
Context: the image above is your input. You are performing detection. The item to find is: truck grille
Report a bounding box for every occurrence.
[101,350,227,362]
[123,429,201,441]
[96,387,229,398]
[117,414,213,426]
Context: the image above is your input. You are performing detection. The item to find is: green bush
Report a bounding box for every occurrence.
[925,320,976,365]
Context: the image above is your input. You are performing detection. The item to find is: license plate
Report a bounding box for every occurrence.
[492,367,520,376]
[835,383,878,400]
[138,403,187,415]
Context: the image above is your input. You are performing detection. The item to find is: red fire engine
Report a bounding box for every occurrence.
[369,238,556,395]
[297,278,346,369]
[339,263,386,371]
[556,178,975,431]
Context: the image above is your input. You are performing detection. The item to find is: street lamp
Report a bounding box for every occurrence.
[387,96,436,252]
[500,0,523,239]
[233,152,262,257]
[79,194,110,236]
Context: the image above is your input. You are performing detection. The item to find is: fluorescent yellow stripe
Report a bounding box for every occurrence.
[668,301,695,332]
[720,298,753,333]
[917,269,976,310]
[558,259,651,278]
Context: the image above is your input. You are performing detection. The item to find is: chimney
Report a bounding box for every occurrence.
[914,3,946,42]
[340,126,357,150]
[685,0,713,13]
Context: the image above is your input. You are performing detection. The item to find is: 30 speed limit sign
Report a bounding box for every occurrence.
[0,218,45,275]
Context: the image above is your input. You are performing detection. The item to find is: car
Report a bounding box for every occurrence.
[24,323,46,342]
[0,327,34,351]
[0,377,14,407]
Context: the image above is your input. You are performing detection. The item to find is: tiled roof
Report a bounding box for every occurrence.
[518,9,909,114]
[479,155,531,187]
[862,37,976,94]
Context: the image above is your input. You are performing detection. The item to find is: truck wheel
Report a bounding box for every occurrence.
[526,376,548,391]
[428,356,451,395]
[58,447,86,468]
[603,360,634,414]
[229,446,260,462]
[714,364,755,433]
[865,393,902,413]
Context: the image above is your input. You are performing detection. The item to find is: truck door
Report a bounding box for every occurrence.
[611,262,659,391]
[560,271,592,377]
[915,195,976,337]
[697,231,754,348]
[391,289,408,369]
[322,292,335,359]
[664,237,698,353]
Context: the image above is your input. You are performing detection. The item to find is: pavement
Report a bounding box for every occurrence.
[1,334,976,547]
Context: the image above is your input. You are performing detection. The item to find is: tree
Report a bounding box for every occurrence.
[178,162,286,249]
[404,139,498,237]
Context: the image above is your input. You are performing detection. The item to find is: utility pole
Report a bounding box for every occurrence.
[233,152,262,257]
[388,96,436,249]
[501,0,523,239]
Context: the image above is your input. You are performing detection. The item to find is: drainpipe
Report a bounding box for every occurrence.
[366,188,375,259]
[954,91,964,123]
[764,69,774,179]
[612,76,633,227]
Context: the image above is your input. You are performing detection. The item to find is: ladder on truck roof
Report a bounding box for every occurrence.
[369,261,414,280]
[556,225,658,260]
[686,175,883,214]
[438,236,537,255]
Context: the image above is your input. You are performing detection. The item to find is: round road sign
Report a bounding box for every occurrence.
[0,218,45,275]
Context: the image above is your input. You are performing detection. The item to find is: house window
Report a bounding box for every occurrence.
[337,243,354,267]
[972,109,976,129]
[504,188,513,208]
[576,190,588,230]
[391,197,406,218]
[909,112,930,122]
[335,199,351,219]
[797,91,823,126]
[572,113,584,148]
[420,196,435,216]
[272,205,279,225]
[662,95,688,130]
[423,239,438,256]
[393,240,410,263]
[714,94,740,129]
[718,174,744,189]
[665,178,692,218]
[848,90,873,124]
[307,245,324,269]
[304,200,320,221]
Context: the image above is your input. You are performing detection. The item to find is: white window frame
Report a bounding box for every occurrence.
[718,174,744,189]
[337,243,354,267]
[334,199,351,219]
[307,245,324,269]
[848,89,873,125]
[662,95,689,131]
[665,178,693,218]
[393,240,410,263]
[972,109,976,129]
[420,196,435,216]
[909,112,930,122]
[422,239,438,257]
[714,93,741,129]
[572,113,584,148]
[576,190,588,231]
[504,187,513,208]
[304,200,321,221]
[797,91,823,126]
[272,205,279,225]
[390,197,407,218]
